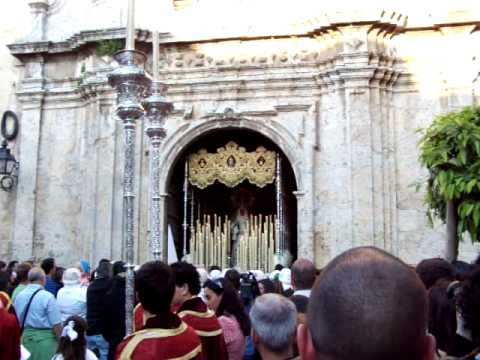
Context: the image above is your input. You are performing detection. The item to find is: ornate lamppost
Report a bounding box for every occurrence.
[107,0,151,335]
[108,1,174,335]
[108,49,149,335]
[144,31,173,260]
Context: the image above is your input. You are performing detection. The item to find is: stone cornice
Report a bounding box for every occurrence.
[8,9,479,59]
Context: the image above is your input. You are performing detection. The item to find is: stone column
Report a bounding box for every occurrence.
[294,191,314,261]
[13,91,44,261]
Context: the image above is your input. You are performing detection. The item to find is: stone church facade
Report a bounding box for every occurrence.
[1,0,480,267]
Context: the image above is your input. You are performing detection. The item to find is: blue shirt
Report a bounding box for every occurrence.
[45,276,61,297]
[14,283,62,329]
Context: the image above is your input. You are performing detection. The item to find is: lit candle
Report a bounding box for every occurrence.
[152,30,160,81]
[126,0,135,50]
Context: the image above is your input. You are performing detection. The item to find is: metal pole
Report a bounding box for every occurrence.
[190,179,195,257]
[275,153,281,258]
[144,81,172,261]
[108,49,150,336]
[182,160,189,258]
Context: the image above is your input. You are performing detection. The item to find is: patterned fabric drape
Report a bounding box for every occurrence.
[188,141,276,189]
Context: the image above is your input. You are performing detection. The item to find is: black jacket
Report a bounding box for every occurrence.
[103,275,126,360]
[86,277,112,336]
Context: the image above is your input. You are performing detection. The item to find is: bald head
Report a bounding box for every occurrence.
[292,258,316,290]
[28,267,46,285]
[307,247,431,360]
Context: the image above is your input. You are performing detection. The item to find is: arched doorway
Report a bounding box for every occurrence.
[165,128,298,270]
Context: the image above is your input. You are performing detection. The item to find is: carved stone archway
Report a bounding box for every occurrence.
[151,115,315,263]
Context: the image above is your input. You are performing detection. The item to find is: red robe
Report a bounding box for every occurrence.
[116,311,202,360]
[0,308,21,360]
[177,297,229,360]
[134,303,181,332]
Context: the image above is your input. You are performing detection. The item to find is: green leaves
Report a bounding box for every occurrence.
[418,106,480,242]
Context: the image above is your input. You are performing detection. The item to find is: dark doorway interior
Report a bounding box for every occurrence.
[166,128,298,264]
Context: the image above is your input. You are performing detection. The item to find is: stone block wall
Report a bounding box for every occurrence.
[2,3,480,267]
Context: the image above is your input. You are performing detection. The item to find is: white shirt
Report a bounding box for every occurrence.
[293,289,311,298]
[56,283,87,321]
[52,348,98,360]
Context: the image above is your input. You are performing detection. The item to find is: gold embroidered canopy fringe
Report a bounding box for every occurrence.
[188,141,276,189]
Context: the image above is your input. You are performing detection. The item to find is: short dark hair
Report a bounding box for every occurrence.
[7,261,18,271]
[171,262,201,295]
[96,261,112,279]
[416,258,454,289]
[289,294,309,314]
[113,261,126,276]
[258,279,276,294]
[16,262,32,283]
[135,261,175,314]
[291,258,316,290]
[274,264,284,271]
[41,258,55,275]
[0,271,9,292]
[308,247,429,360]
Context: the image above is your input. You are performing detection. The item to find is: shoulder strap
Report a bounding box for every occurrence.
[21,288,42,332]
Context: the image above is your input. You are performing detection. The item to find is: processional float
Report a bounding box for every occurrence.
[182,141,291,272]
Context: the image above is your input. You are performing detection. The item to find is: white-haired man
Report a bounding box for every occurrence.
[14,267,62,359]
[250,293,298,360]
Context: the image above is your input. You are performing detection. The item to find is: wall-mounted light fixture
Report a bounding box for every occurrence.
[0,111,19,192]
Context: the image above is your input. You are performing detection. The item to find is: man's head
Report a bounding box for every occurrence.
[113,261,126,276]
[95,261,112,279]
[298,247,435,360]
[16,262,32,284]
[291,258,316,291]
[171,262,201,306]
[28,267,47,286]
[135,261,175,315]
[41,258,55,276]
[250,294,297,358]
[415,258,455,290]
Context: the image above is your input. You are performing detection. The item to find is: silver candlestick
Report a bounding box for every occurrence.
[144,81,173,261]
[108,49,150,335]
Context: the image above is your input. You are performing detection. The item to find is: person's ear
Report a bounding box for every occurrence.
[181,284,189,296]
[423,333,436,360]
[297,323,315,360]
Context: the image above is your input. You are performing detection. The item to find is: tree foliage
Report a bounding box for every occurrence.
[418,106,480,242]
[96,39,124,57]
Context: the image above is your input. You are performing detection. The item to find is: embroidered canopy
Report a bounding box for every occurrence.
[188,141,276,189]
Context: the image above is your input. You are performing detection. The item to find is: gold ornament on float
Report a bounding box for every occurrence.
[188,141,276,189]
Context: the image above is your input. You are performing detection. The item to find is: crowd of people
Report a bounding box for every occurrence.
[1,248,480,359]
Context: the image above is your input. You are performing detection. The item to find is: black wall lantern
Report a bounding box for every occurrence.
[0,111,19,192]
